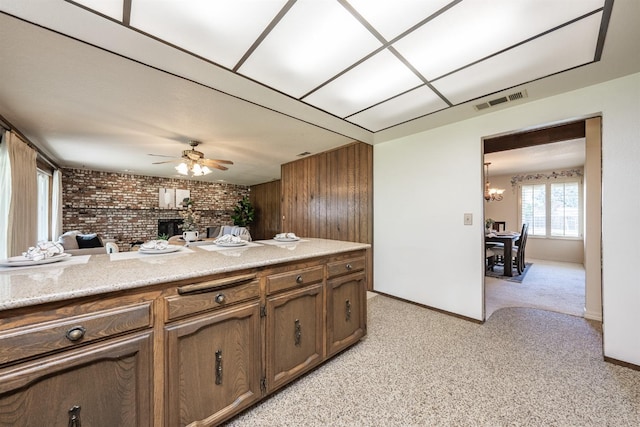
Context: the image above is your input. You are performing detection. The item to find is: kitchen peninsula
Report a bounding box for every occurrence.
[0,238,369,426]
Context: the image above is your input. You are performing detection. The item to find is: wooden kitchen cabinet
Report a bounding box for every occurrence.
[265,267,324,393]
[164,300,262,427]
[327,271,366,357]
[0,331,153,427]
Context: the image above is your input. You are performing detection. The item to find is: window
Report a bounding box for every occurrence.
[520,180,582,238]
[36,169,51,241]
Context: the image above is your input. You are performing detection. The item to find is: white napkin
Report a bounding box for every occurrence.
[215,234,243,244]
[275,232,297,239]
[17,241,65,262]
[140,239,169,250]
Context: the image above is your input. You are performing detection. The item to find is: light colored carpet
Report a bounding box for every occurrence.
[485,258,585,319]
[223,295,639,426]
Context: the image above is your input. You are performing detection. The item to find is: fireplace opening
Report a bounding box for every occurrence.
[158,219,183,237]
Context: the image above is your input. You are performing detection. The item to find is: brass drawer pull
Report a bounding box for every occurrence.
[215,350,223,385]
[68,405,82,427]
[215,293,226,304]
[346,263,352,270]
[294,319,302,346]
[295,275,303,284]
[65,326,86,342]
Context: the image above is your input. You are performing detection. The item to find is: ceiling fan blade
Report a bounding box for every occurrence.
[148,153,178,158]
[206,158,233,165]
[201,160,228,171]
[152,159,180,165]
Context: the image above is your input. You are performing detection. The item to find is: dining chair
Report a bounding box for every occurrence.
[493,221,506,232]
[491,223,529,275]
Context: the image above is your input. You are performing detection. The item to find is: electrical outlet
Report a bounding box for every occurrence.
[464,213,473,225]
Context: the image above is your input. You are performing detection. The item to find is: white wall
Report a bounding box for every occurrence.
[374,72,640,365]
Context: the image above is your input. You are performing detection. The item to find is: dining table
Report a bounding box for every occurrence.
[485,232,521,277]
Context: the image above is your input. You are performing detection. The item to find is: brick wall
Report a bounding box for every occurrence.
[62,169,249,250]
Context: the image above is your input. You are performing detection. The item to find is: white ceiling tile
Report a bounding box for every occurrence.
[432,12,602,105]
[304,49,424,118]
[393,0,605,80]
[237,0,381,98]
[129,0,289,69]
[348,0,452,40]
[72,0,124,21]
[347,86,449,131]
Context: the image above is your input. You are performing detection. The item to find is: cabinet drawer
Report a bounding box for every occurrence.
[167,275,260,321]
[266,266,324,294]
[0,302,152,366]
[327,256,365,278]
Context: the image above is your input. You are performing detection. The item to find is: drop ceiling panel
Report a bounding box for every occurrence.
[237,0,381,98]
[347,86,449,132]
[433,12,602,105]
[347,0,452,40]
[129,0,288,69]
[72,0,123,20]
[304,49,424,118]
[393,0,605,81]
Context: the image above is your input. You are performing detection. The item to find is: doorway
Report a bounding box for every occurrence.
[482,117,602,322]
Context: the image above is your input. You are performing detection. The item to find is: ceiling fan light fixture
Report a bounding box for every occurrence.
[175,162,189,175]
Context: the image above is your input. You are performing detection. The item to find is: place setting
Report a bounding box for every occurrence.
[259,233,308,247]
[0,241,89,271]
[110,239,193,261]
[197,234,263,252]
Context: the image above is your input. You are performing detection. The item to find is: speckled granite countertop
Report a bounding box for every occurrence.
[0,238,369,311]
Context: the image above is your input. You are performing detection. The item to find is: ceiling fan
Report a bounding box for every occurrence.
[149,140,233,176]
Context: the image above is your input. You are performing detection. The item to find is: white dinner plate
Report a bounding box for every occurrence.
[274,237,300,242]
[0,253,72,267]
[215,241,247,247]
[138,245,182,254]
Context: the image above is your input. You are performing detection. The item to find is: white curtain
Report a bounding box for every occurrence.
[0,131,10,260]
[5,132,37,257]
[51,168,63,239]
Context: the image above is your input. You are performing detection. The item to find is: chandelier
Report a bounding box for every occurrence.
[484,162,504,202]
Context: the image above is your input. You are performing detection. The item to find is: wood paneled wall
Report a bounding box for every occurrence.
[249,180,281,241]
[280,141,373,288]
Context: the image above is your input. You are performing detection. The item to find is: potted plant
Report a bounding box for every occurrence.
[485,218,495,232]
[179,198,201,233]
[231,196,255,227]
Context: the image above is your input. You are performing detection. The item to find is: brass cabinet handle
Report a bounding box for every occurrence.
[345,263,352,270]
[345,299,352,322]
[215,293,226,304]
[215,350,223,385]
[294,319,302,346]
[296,275,303,284]
[68,405,82,427]
[65,326,86,342]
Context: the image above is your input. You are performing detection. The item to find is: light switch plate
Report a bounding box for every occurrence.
[464,213,473,225]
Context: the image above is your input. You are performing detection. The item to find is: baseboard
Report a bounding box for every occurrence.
[604,356,640,371]
[583,308,602,322]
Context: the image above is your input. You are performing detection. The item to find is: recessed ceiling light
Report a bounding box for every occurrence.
[297,151,312,157]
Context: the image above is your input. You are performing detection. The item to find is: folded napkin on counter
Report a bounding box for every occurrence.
[140,239,169,250]
[275,232,298,239]
[17,241,65,262]
[215,234,243,244]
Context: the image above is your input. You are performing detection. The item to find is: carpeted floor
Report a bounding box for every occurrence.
[223,295,639,426]
[485,258,586,319]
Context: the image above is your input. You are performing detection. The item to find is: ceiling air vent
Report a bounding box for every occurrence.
[474,89,528,111]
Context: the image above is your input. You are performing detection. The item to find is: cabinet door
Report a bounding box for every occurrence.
[327,272,366,357]
[0,332,152,427]
[266,283,323,393]
[165,301,261,427]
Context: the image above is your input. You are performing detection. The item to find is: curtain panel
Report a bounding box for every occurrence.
[0,131,10,259]
[52,168,63,240]
[5,131,38,257]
